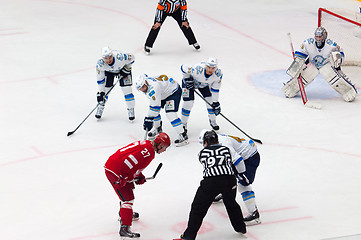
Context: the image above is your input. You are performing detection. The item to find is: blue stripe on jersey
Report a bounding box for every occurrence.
[150,105,161,113]
[124,93,134,101]
[295,51,308,59]
[211,88,219,93]
[97,79,105,85]
[171,118,182,127]
[181,108,190,117]
[234,157,244,166]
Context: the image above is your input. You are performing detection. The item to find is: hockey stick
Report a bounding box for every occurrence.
[194,90,262,144]
[287,32,322,109]
[131,163,163,182]
[67,79,120,136]
[144,130,149,140]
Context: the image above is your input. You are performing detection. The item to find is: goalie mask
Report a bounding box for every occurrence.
[314,27,327,49]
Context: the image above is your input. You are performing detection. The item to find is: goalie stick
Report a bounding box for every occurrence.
[67,79,120,136]
[131,163,163,182]
[287,32,322,109]
[194,90,262,144]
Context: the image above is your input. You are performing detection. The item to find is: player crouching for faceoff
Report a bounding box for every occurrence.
[104,132,171,238]
[175,130,246,240]
[135,74,189,147]
[181,57,223,133]
[95,46,136,120]
[199,129,261,226]
[282,27,357,102]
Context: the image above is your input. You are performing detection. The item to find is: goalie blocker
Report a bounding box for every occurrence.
[283,54,357,102]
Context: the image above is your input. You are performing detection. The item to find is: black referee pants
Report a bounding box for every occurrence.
[183,175,246,240]
[145,9,197,48]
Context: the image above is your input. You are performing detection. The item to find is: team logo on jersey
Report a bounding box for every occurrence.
[182,88,190,98]
[312,55,326,68]
[165,100,175,111]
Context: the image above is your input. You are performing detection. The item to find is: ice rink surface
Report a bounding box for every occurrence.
[1,0,361,239]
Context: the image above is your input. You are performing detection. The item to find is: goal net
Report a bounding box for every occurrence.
[318,8,361,88]
[318,8,361,66]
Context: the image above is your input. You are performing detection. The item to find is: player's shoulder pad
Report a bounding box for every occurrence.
[181,64,193,74]
[96,58,105,70]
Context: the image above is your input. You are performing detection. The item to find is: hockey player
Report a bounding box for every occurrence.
[175,130,246,240]
[95,46,136,120]
[104,132,171,238]
[180,57,223,132]
[282,27,357,102]
[135,74,189,147]
[144,0,200,54]
[199,129,262,225]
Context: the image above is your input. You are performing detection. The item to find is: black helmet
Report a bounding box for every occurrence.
[203,130,218,146]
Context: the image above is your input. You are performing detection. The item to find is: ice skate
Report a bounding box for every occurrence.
[147,122,162,140]
[244,209,261,226]
[175,131,189,147]
[119,225,140,238]
[127,108,135,121]
[209,120,220,131]
[95,104,105,119]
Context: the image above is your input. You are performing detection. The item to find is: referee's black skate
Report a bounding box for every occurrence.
[119,225,140,238]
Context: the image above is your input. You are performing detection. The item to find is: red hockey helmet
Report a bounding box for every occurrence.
[154,132,171,147]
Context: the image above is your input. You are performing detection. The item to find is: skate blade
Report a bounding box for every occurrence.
[175,139,189,147]
[245,218,261,226]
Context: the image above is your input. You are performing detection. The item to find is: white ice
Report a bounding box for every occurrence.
[1,0,361,239]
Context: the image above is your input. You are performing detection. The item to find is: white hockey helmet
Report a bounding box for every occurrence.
[314,27,327,48]
[135,74,149,91]
[101,46,113,58]
[206,57,218,67]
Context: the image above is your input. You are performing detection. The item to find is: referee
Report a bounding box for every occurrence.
[144,0,200,54]
[177,130,246,240]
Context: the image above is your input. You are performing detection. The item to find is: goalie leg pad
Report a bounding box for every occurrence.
[282,64,319,98]
[319,63,357,102]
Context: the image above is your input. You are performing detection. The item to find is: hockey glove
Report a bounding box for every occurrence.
[184,77,195,90]
[134,173,146,185]
[237,173,250,186]
[143,117,154,131]
[97,92,106,104]
[117,67,131,79]
[212,102,221,116]
[114,176,127,188]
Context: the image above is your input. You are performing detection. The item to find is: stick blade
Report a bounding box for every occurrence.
[67,131,74,136]
[305,101,322,109]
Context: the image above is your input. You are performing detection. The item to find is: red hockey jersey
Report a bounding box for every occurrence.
[104,140,155,182]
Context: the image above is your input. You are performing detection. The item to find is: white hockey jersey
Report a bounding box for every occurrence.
[218,133,257,168]
[181,62,223,101]
[143,74,180,118]
[96,50,135,91]
[295,38,344,69]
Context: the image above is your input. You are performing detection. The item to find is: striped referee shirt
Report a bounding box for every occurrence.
[198,145,235,178]
[155,0,188,22]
